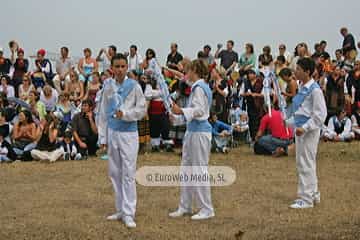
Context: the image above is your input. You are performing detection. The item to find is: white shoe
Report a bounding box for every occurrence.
[191,211,215,220]
[290,199,314,209]
[106,212,122,221]
[313,192,321,204]
[169,208,192,218]
[122,216,136,228]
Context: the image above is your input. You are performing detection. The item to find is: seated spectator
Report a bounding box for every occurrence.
[84,72,101,104]
[31,114,64,162]
[209,112,232,153]
[229,107,249,143]
[59,131,82,161]
[28,90,46,121]
[66,71,84,107]
[0,109,16,162]
[0,75,15,98]
[11,48,29,95]
[258,46,273,70]
[71,99,98,157]
[53,47,73,93]
[351,102,360,139]
[56,92,74,134]
[11,110,38,159]
[238,43,256,76]
[254,106,293,157]
[323,108,354,142]
[78,48,98,84]
[32,60,47,90]
[18,74,35,101]
[40,85,59,112]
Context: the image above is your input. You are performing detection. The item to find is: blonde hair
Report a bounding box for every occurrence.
[190,59,209,81]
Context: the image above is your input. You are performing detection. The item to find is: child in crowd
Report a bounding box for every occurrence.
[60,131,82,161]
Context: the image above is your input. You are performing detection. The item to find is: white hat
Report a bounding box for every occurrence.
[0,47,3,52]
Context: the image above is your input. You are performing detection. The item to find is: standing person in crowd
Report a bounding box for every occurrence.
[335,49,344,68]
[215,40,238,74]
[240,70,264,142]
[101,54,146,228]
[290,43,308,70]
[345,61,360,109]
[166,43,183,70]
[96,45,117,72]
[277,44,292,66]
[325,66,345,122]
[53,47,73,93]
[169,59,215,220]
[31,114,64,162]
[0,47,12,76]
[279,68,297,113]
[0,75,15,98]
[210,65,229,122]
[18,74,35,101]
[258,45,274,71]
[35,49,54,86]
[288,57,327,209]
[203,45,215,65]
[319,40,330,59]
[78,48,98,84]
[128,45,143,72]
[11,48,28,96]
[340,27,357,62]
[323,108,354,142]
[238,43,256,76]
[71,99,98,158]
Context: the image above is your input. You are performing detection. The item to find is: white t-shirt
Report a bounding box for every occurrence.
[128,54,143,71]
[0,85,15,98]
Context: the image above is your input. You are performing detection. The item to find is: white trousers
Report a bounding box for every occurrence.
[31,148,64,162]
[179,132,214,214]
[108,128,139,218]
[323,130,354,141]
[295,129,321,204]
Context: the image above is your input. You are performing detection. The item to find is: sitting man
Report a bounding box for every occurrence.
[323,108,354,142]
[71,99,98,158]
[255,106,293,157]
[209,112,232,153]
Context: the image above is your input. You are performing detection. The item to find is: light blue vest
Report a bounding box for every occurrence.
[187,80,213,133]
[107,78,138,132]
[290,82,320,128]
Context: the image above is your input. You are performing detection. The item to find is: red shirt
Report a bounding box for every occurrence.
[259,109,293,139]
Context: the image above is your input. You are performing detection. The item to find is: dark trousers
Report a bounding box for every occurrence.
[77,134,98,156]
[149,114,171,141]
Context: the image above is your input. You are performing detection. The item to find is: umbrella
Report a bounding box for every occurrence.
[7,97,32,110]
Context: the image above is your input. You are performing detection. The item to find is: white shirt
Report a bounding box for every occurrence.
[295,79,327,132]
[0,85,15,98]
[128,54,143,71]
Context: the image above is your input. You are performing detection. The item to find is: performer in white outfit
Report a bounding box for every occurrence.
[169,59,215,220]
[101,54,146,228]
[323,109,354,142]
[287,57,327,209]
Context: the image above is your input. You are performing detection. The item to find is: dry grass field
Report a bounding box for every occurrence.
[1,141,360,240]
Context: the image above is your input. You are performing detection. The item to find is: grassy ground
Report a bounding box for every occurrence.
[1,141,360,240]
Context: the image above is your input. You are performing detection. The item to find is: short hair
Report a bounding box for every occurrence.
[279,68,292,78]
[130,45,137,51]
[64,131,73,139]
[277,55,286,63]
[320,40,327,45]
[335,49,343,54]
[111,53,128,66]
[171,43,178,48]
[297,57,316,76]
[82,99,94,107]
[30,90,40,101]
[263,45,271,53]
[246,69,256,76]
[227,40,234,46]
[189,59,209,80]
[109,45,117,53]
[197,51,206,59]
[204,45,211,50]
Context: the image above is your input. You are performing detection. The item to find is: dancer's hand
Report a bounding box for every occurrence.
[115,110,123,119]
[171,104,183,115]
[295,127,305,136]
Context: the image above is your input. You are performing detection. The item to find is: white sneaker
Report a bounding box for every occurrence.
[122,216,136,228]
[191,211,215,220]
[75,153,82,161]
[313,192,321,204]
[106,212,122,221]
[290,199,314,209]
[169,208,192,218]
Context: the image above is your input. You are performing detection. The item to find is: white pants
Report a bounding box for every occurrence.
[323,130,354,141]
[179,132,214,214]
[295,129,321,204]
[53,74,70,93]
[108,128,139,218]
[31,148,64,162]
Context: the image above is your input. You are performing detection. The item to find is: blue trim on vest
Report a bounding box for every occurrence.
[187,80,212,133]
[107,78,138,132]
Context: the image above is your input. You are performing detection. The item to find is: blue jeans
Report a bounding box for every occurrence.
[257,135,291,154]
